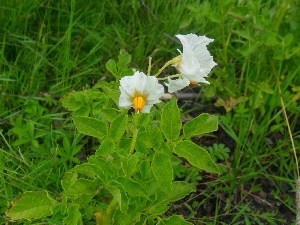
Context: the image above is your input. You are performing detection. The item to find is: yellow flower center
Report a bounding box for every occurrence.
[133,96,146,113]
[189,81,199,86]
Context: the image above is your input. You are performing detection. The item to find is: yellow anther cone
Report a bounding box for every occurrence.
[133,96,146,112]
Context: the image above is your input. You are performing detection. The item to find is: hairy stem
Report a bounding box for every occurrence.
[96,198,118,225]
[129,112,139,154]
[155,55,182,77]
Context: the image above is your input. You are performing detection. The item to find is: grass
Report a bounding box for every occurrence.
[1,0,300,224]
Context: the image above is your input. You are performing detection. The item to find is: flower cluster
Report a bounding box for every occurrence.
[119,33,216,113]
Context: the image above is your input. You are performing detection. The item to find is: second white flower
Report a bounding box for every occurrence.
[166,33,217,93]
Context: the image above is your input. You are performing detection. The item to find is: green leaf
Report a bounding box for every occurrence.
[94,81,120,105]
[96,138,115,156]
[283,33,294,46]
[137,111,153,127]
[100,108,118,122]
[106,186,128,213]
[116,177,148,197]
[227,6,249,20]
[173,140,219,174]
[87,155,116,179]
[157,215,193,225]
[233,30,252,40]
[107,178,148,214]
[139,160,152,180]
[237,42,259,57]
[61,90,100,116]
[13,138,31,146]
[109,111,127,141]
[63,204,82,225]
[150,181,195,215]
[61,91,85,112]
[73,116,107,139]
[69,178,98,196]
[73,106,90,117]
[5,191,57,221]
[113,209,140,225]
[76,194,95,205]
[146,124,164,150]
[62,173,98,198]
[106,59,118,77]
[122,154,139,177]
[266,31,278,46]
[26,120,35,138]
[161,98,181,141]
[69,159,112,182]
[106,51,132,79]
[152,153,173,191]
[208,11,222,23]
[166,181,195,202]
[183,113,218,138]
[62,172,78,193]
[117,51,132,69]
[136,131,152,154]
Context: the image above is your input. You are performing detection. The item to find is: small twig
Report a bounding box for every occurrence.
[241,188,272,207]
[147,56,152,76]
[162,92,199,100]
[277,84,299,177]
[163,33,181,44]
[140,0,158,20]
[277,82,299,224]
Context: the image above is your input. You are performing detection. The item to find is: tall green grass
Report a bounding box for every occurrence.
[1,0,299,224]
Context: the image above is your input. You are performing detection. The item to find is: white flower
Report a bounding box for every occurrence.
[119,71,164,113]
[165,76,190,93]
[166,33,217,93]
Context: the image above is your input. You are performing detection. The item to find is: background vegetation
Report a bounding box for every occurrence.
[1,0,299,224]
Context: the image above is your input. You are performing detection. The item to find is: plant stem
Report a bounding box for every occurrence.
[94,211,104,225]
[155,55,182,77]
[157,73,182,81]
[95,198,118,225]
[105,198,118,224]
[129,112,139,154]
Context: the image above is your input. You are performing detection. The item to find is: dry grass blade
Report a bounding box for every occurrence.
[278,83,299,224]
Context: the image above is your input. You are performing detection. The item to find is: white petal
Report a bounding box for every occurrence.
[183,69,210,83]
[119,87,133,108]
[119,96,133,108]
[197,76,210,84]
[179,56,200,77]
[165,77,190,93]
[177,34,214,51]
[132,72,148,94]
[141,104,152,113]
[120,75,135,96]
[146,76,165,103]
